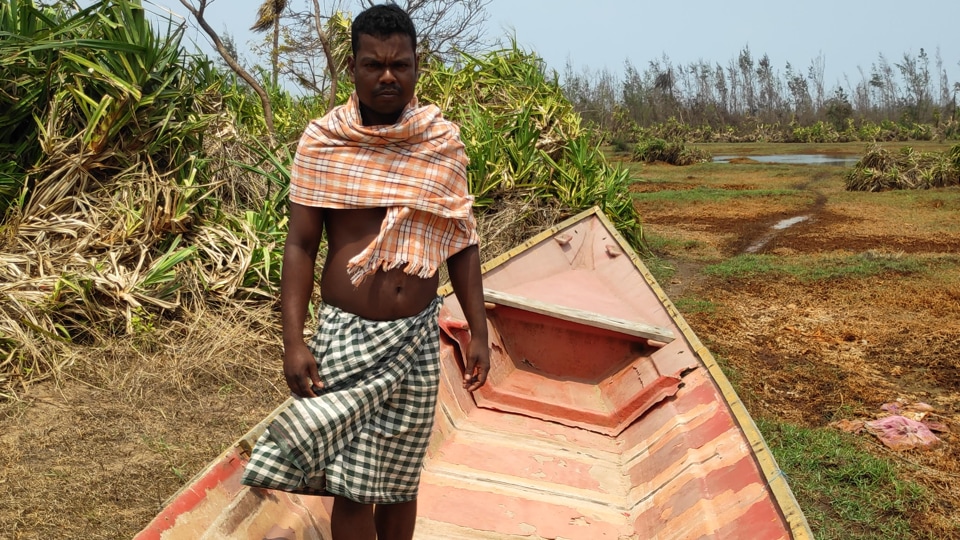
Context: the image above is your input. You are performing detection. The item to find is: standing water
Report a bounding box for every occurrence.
[713,154,859,166]
[745,215,811,253]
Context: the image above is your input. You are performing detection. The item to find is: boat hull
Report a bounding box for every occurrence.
[136,207,810,539]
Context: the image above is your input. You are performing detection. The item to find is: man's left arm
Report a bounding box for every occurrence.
[447,244,489,391]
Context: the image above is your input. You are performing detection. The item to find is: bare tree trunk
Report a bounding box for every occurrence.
[807,53,825,113]
[311,0,339,110]
[179,0,276,140]
[272,15,280,88]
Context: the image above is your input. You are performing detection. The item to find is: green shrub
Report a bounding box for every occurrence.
[633,137,710,165]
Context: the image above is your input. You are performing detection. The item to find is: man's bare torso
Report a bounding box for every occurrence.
[319,207,439,321]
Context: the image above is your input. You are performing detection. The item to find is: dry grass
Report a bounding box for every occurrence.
[0,133,285,398]
[0,300,286,539]
[474,196,566,263]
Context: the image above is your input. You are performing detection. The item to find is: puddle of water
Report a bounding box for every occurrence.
[745,215,810,253]
[713,154,859,166]
[773,215,809,230]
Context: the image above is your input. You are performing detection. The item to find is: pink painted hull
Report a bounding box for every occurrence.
[136,208,810,539]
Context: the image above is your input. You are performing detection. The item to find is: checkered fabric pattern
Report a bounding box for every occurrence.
[289,92,478,286]
[241,298,442,504]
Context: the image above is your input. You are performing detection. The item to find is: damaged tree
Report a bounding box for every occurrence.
[180,0,490,117]
[178,0,277,139]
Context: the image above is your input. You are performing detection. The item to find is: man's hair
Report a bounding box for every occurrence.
[351,3,417,56]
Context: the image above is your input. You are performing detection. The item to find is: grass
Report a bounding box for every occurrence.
[711,353,743,388]
[672,296,717,315]
[641,232,706,255]
[703,253,926,281]
[641,254,676,286]
[632,186,802,203]
[625,160,827,193]
[758,418,929,540]
[839,187,960,212]
[689,141,955,157]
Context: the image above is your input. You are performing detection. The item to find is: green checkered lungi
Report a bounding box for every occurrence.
[241,297,442,504]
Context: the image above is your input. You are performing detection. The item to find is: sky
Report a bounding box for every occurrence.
[146,0,960,92]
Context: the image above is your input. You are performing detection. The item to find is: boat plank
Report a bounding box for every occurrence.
[484,289,675,343]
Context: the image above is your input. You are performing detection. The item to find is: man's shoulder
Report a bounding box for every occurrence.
[414,105,463,145]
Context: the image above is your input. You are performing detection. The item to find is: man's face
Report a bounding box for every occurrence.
[348,32,418,126]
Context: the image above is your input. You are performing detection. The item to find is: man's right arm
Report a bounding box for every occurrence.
[281,202,325,398]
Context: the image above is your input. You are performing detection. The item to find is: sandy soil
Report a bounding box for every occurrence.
[1,160,959,538]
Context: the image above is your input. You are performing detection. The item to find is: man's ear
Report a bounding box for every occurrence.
[347,55,356,83]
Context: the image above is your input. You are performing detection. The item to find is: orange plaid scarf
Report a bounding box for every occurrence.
[289,93,478,285]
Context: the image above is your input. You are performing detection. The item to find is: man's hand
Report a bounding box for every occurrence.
[447,244,489,392]
[283,341,323,398]
[462,339,489,392]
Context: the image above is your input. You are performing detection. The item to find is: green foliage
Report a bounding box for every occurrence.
[223,66,329,142]
[0,0,218,216]
[634,118,955,145]
[949,143,960,170]
[417,43,643,245]
[704,253,924,281]
[758,419,929,539]
[609,134,632,153]
[0,5,640,394]
[791,121,839,143]
[0,0,237,392]
[824,87,854,131]
[562,47,960,145]
[219,140,294,295]
[633,137,711,165]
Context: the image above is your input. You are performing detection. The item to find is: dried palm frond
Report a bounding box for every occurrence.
[846,144,960,191]
[0,1,230,397]
[251,0,289,32]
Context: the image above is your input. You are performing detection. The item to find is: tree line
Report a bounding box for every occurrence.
[562,46,960,142]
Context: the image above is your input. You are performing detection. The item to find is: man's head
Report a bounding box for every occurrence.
[348,4,419,126]
[351,3,417,57]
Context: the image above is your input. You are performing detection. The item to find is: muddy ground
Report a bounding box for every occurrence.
[633,159,960,537]
[1,157,959,539]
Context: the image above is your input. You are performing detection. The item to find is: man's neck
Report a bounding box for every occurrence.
[359,102,405,126]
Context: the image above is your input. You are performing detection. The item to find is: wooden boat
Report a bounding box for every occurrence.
[136,207,812,539]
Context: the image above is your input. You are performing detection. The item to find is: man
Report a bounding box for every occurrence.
[241,4,489,540]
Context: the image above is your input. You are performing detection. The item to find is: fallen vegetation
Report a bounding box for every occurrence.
[632,137,711,165]
[845,144,960,191]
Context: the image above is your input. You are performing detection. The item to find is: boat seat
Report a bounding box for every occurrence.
[483,289,675,344]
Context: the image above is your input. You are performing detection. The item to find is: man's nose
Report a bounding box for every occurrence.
[379,68,397,84]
